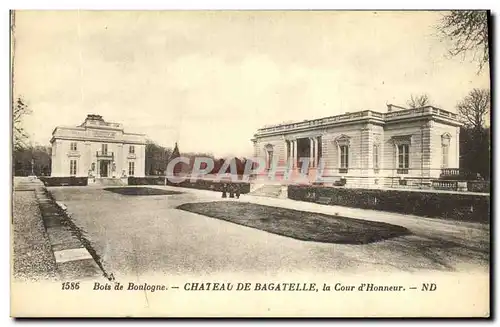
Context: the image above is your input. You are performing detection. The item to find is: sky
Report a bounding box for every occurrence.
[13,10,490,157]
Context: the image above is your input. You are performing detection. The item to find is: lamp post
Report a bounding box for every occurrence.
[31,158,34,176]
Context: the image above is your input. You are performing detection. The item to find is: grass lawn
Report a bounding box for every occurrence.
[104,187,183,196]
[177,201,411,244]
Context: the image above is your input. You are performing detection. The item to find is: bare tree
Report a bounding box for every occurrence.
[13,97,32,150]
[437,10,489,72]
[407,94,430,109]
[456,88,490,131]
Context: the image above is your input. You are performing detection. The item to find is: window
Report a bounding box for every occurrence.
[70,142,77,151]
[129,145,135,154]
[340,145,349,168]
[441,133,451,168]
[373,144,380,172]
[267,150,274,169]
[442,144,449,168]
[398,144,409,169]
[128,162,135,176]
[102,144,108,154]
[70,160,77,176]
[264,144,274,169]
[392,135,411,174]
[335,135,350,173]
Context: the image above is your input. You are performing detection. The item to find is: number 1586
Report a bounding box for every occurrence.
[61,282,80,290]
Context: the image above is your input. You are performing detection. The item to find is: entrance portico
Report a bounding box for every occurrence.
[286,136,322,170]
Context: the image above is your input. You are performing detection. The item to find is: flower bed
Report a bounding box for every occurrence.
[38,177,88,187]
[128,176,251,194]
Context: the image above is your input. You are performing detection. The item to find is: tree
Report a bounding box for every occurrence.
[456,88,491,180]
[437,10,490,71]
[456,88,490,131]
[13,96,32,151]
[407,94,430,109]
[13,144,51,176]
[145,139,172,175]
[168,142,182,176]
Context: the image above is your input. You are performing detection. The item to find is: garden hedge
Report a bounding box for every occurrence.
[128,176,251,194]
[467,181,490,193]
[288,185,490,223]
[39,176,88,187]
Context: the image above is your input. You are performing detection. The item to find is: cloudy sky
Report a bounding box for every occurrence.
[14,11,490,157]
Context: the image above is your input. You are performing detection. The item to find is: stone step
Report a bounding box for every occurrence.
[249,184,284,198]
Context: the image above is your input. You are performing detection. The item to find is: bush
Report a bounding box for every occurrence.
[128,176,251,194]
[467,181,490,193]
[288,185,490,223]
[128,176,166,185]
[39,176,88,187]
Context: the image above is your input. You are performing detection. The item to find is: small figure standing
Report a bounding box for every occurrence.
[222,183,227,198]
[229,183,235,198]
[235,183,241,199]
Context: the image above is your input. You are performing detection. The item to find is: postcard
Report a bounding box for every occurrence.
[11,10,490,317]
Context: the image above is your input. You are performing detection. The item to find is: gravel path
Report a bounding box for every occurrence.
[12,183,58,281]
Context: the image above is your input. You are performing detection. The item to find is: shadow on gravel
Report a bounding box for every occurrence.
[177,201,412,245]
[104,187,183,196]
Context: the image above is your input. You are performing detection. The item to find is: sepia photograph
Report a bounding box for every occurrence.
[10,9,491,317]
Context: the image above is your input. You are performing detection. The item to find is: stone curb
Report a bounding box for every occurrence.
[34,186,106,281]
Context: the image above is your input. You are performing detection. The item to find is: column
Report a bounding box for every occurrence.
[285,140,289,163]
[309,138,313,168]
[293,139,298,169]
[314,137,319,168]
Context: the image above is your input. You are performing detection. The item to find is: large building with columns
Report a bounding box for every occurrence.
[50,114,146,178]
[251,104,462,188]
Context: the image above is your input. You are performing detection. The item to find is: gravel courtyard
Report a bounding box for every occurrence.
[48,185,490,279]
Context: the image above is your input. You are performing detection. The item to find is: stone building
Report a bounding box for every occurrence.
[50,115,146,178]
[251,105,461,188]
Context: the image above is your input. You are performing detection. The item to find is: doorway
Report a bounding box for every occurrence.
[100,160,109,177]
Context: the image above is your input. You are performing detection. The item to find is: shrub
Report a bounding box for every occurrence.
[128,176,166,185]
[39,176,88,187]
[127,176,251,194]
[467,181,490,193]
[288,185,490,223]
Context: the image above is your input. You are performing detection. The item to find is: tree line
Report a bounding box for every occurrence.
[145,140,252,176]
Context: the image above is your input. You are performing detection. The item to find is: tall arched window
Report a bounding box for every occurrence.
[335,135,350,173]
[441,133,451,168]
[264,144,274,169]
[373,144,380,173]
[392,135,412,174]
